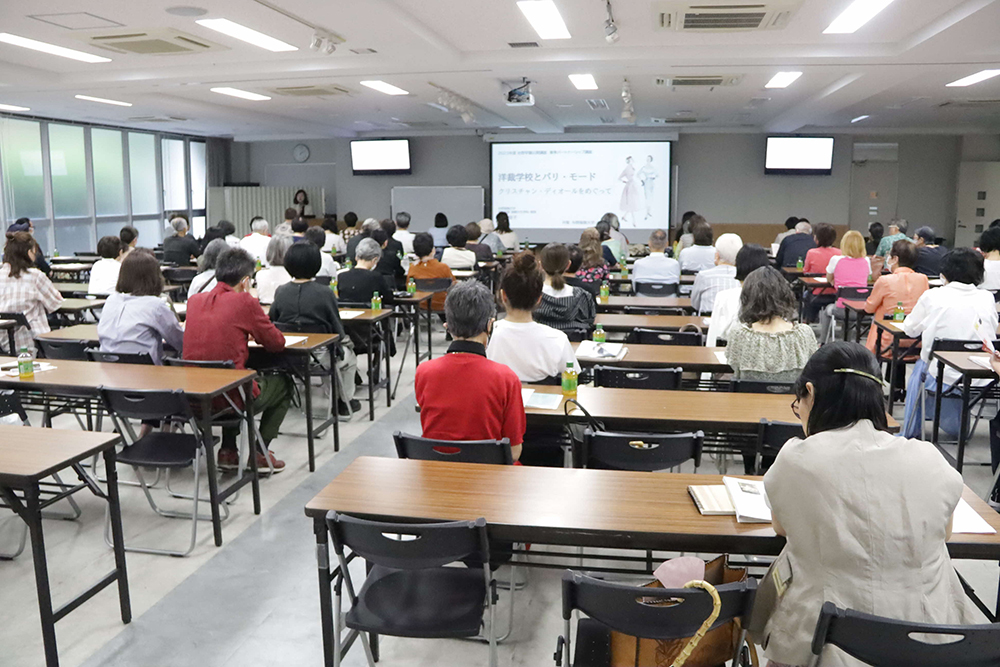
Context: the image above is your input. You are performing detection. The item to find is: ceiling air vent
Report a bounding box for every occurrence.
[394,121,449,129]
[128,116,189,122]
[350,47,377,55]
[653,2,802,32]
[508,41,540,48]
[651,117,700,124]
[599,116,617,124]
[655,75,743,88]
[80,28,226,55]
[937,99,1000,109]
[586,99,610,110]
[270,85,352,97]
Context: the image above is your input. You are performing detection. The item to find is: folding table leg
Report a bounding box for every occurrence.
[384,319,392,408]
[245,385,261,515]
[200,398,224,547]
[367,325,375,421]
[315,517,336,667]
[24,484,60,667]
[103,448,132,624]
[304,356,316,473]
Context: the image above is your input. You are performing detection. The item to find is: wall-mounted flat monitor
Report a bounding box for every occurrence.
[765,136,834,175]
[350,139,411,175]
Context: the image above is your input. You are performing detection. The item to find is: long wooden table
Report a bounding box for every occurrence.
[0,427,129,667]
[931,350,999,474]
[596,295,693,313]
[573,342,731,373]
[595,313,710,333]
[306,456,1000,667]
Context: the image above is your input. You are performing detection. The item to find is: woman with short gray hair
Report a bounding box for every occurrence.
[162,215,202,265]
[255,234,295,304]
[188,238,228,297]
[338,237,394,307]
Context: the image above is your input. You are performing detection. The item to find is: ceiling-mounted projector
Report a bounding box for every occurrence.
[505,79,535,106]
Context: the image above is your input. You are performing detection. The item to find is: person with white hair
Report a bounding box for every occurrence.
[875,218,911,257]
[477,218,506,255]
[775,220,817,268]
[691,233,743,314]
[239,216,271,265]
[254,234,294,304]
[392,211,415,254]
[188,238,228,297]
[346,218,382,262]
[162,216,201,265]
[338,237,395,306]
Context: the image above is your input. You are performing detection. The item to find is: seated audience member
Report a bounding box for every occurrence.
[321,217,347,254]
[863,240,928,354]
[576,228,612,289]
[274,208,297,236]
[761,341,980,667]
[631,229,680,289]
[406,232,454,312]
[255,234,294,304]
[269,242,360,417]
[875,218,911,257]
[201,220,236,251]
[774,216,799,246]
[0,231,62,352]
[371,228,405,290]
[678,221,717,272]
[392,212,415,254]
[913,226,947,277]
[7,218,50,275]
[725,266,818,382]
[120,225,139,254]
[603,212,629,249]
[477,218,506,255]
[565,245,598,297]
[340,212,361,242]
[380,218,404,260]
[705,244,770,346]
[691,233,742,314]
[534,243,596,341]
[865,221,884,256]
[441,225,477,270]
[346,218,380,262]
[979,226,1000,290]
[818,230,871,342]
[239,217,271,265]
[415,280,525,461]
[303,226,340,279]
[188,239,228,297]
[429,212,449,248]
[495,211,518,251]
[902,248,998,438]
[184,247,289,472]
[774,220,816,268]
[596,220,624,267]
[464,222,495,262]
[488,252,578,382]
[162,216,201,265]
[802,223,842,321]
[99,249,184,365]
[338,238,395,306]
[674,211,699,251]
[290,217,309,239]
[88,235,125,295]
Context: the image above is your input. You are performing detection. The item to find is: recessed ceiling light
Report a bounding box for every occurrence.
[946,69,1000,87]
[0,32,110,63]
[195,18,297,52]
[555,103,574,108]
[210,87,271,101]
[569,74,598,90]
[516,0,571,40]
[851,114,870,123]
[360,80,409,96]
[0,103,30,112]
[75,94,131,107]
[765,71,802,89]
[823,0,896,34]
[500,125,526,129]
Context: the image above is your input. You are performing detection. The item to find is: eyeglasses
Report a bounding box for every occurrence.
[790,397,801,419]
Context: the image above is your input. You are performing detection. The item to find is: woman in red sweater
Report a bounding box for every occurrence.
[801,223,841,322]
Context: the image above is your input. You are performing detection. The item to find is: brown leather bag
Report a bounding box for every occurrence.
[609,556,747,667]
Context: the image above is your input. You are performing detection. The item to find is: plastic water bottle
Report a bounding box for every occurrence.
[893,301,905,322]
[496,249,503,259]
[17,347,34,380]
[593,324,606,343]
[561,362,578,398]
[371,291,382,310]
[599,281,610,298]
[620,263,629,279]
[796,257,804,270]
[330,275,339,299]
[345,259,353,270]
[255,259,262,273]
[406,278,417,294]
[52,248,60,258]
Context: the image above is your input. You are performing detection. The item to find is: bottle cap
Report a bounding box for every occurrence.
[566,362,574,368]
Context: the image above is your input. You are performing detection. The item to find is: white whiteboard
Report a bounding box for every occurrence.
[390,186,484,232]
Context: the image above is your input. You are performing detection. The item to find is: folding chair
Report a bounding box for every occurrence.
[627,327,703,347]
[35,337,103,431]
[580,428,704,472]
[749,419,804,474]
[393,432,513,465]
[592,365,682,390]
[634,282,679,297]
[730,380,795,395]
[0,312,29,354]
[86,350,154,365]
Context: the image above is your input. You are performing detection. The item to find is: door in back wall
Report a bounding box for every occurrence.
[849,143,899,235]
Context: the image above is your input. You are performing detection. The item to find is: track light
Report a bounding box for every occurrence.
[309,32,323,50]
[604,1,619,44]
[309,31,337,55]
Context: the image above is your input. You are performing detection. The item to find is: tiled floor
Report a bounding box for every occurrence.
[4,329,1000,667]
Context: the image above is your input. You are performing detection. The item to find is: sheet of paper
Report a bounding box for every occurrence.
[703,318,711,326]
[969,355,993,371]
[953,498,997,534]
[248,335,308,348]
[339,310,363,320]
[714,350,727,365]
[521,388,534,404]
[525,392,563,410]
[813,276,829,283]
[722,476,772,523]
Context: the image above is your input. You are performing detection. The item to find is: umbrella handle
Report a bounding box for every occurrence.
[672,580,722,667]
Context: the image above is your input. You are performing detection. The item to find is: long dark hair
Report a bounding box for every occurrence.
[3,232,37,279]
[794,342,888,435]
[496,211,511,234]
[501,251,544,310]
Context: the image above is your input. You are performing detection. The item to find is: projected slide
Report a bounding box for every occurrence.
[491,141,671,229]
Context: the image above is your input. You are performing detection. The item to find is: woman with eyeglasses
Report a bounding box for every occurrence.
[760,342,981,667]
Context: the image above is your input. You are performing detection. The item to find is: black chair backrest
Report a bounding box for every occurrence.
[624,306,686,316]
[811,602,1000,667]
[315,275,331,286]
[327,512,489,570]
[730,380,795,395]
[163,357,236,369]
[413,278,453,293]
[592,365,682,390]
[87,350,154,365]
[634,282,679,297]
[931,338,996,355]
[562,571,756,640]
[0,312,30,329]
[36,338,92,360]
[98,387,195,422]
[837,285,873,302]
[393,431,513,465]
[0,389,29,424]
[162,267,198,282]
[582,428,703,471]
[759,419,804,452]
[628,328,703,347]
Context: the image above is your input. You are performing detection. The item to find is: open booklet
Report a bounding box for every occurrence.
[575,340,627,362]
[688,477,772,523]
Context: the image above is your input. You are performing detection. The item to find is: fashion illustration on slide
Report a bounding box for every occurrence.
[618,156,642,224]
[638,155,658,221]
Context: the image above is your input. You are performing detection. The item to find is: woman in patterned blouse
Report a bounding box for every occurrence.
[0,232,63,352]
[575,228,610,288]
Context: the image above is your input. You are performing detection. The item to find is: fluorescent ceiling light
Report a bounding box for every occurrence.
[210,87,271,101]
[195,18,297,52]
[946,69,1000,87]
[569,74,598,90]
[75,94,131,107]
[500,125,526,129]
[426,102,450,112]
[765,71,802,89]
[0,103,30,112]
[0,33,110,63]
[850,114,870,123]
[516,0,571,40]
[824,0,896,34]
[360,80,409,96]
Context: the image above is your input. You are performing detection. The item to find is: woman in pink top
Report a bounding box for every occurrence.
[863,239,929,353]
[802,223,841,321]
[818,231,871,340]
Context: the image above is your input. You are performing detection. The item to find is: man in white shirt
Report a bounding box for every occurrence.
[632,229,680,291]
[88,235,125,295]
[239,217,271,266]
[392,211,415,254]
[691,233,743,314]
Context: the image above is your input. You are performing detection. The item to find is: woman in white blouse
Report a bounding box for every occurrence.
[762,342,981,667]
[88,235,125,295]
[254,234,294,304]
[705,244,770,346]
